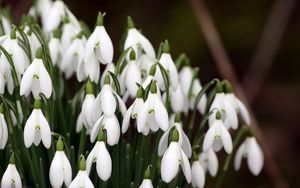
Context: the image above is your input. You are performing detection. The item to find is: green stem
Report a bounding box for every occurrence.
[77,128,86,158]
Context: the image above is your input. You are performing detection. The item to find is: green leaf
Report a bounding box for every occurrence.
[157,63,171,112]
[108,71,121,96]
[115,47,132,76]
[16,26,32,62]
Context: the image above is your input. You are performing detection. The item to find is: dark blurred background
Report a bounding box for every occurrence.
[2,0,300,187]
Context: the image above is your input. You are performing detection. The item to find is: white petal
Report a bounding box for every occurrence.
[161,142,180,183]
[153,95,169,131]
[137,101,149,133]
[248,138,264,175]
[100,85,116,116]
[103,116,120,146]
[122,105,133,133]
[49,152,64,188]
[39,61,52,98]
[20,61,35,96]
[192,161,205,188]
[1,164,22,188]
[62,153,72,186]
[96,142,112,181]
[139,179,154,188]
[0,114,8,149]
[236,97,251,125]
[203,124,216,152]
[181,129,192,158]
[84,55,100,83]
[90,116,104,143]
[23,110,36,148]
[125,61,141,97]
[234,142,245,171]
[180,148,192,183]
[135,29,155,59]
[220,124,233,153]
[207,149,218,176]
[158,129,170,156]
[39,110,52,148]
[96,26,114,64]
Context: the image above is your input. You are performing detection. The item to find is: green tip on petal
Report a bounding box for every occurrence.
[10,26,16,39]
[162,40,170,53]
[56,137,64,151]
[192,151,199,161]
[150,80,157,94]
[149,64,156,76]
[62,15,69,23]
[53,27,62,39]
[144,165,152,179]
[9,153,15,164]
[79,155,86,171]
[36,47,43,59]
[129,49,136,60]
[223,80,233,93]
[85,79,94,94]
[97,127,107,142]
[104,74,111,85]
[136,87,144,98]
[215,80,223,93]
[34,99,41,109]
[96,12,106,26]
[0,103,4,113]
[127,16,135,29]
[76,31,84,39]
[171,128,179,142]
[174,113,181,123]
[216,111,222,120]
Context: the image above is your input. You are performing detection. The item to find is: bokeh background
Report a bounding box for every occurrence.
[2,0,300,187]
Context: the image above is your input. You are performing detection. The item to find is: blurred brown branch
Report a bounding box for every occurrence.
[242,0,296,103]
[188,0,289,187]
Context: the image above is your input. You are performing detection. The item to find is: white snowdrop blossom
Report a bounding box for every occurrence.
[234,136,264,175]
[69,156,94,188]
[23,100,51,148]
[158,119,191,158]
[48,30,63,66]
[61,20,80,51]
[0,15,12,35]
[137,81,169,135]
[0,108,8,149]
[49,138,72,188]
[1,155,22,188]
[0,64,14,94]
[208,84,238,130]
[137,54,155,79]
[20,48,52,99]
[0,29,29,75]
[61,33,86,78]
[124,17,155,59]
[170,84,188,113]
[85,13,113,65]
[86,129,112,181]
[100,63,115,87]
[191,161,205,188]
[179,66,207,114]
[155,43,179,91]
[199,149,219,176]
[161,129,191,183]
[203,112,233,153]
[122,87,144,133]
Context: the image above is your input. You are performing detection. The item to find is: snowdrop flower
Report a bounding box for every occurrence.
[223,80,251,125]
[161,129,191,183]
[23,99,51,148]
[139,166,154,188]
[191,154,205,188]
[124,16,155,59]
[48,28,63,66]
[123,50,142,97]
[24,26,41,59]
[61,32,86,78]
[44,0,80,33]
[141,64,160,98]
[86,128,112,181]
[77,52,100,83]
[137,81,169,135]
[20,47,52,99]
[234,135,264,175]
[90,75,125,145]
[36,0,53,28]
[179,66,207,114]
[0,28,28,75]
[158,114,191,158]
[49,137,72,188]
[85,12,113,65]
[69,156,94,188]
[199,148,219,176]
[170,84,188,113]
[122,87,144,133]
[203,111,233,153]
[61,17,80,51]
[155,41,179,91]
[0,104,8,149]
[80,81,101,129]
[1,154,22,188]
[208,81,238,130]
